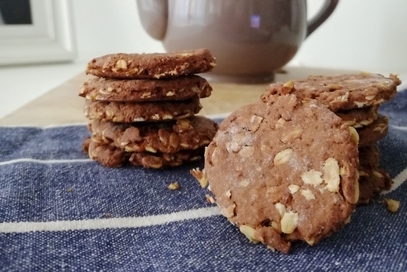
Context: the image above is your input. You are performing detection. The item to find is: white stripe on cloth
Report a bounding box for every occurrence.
[0,207,221,233]
[390,125,407,131]
[0,158,92,166]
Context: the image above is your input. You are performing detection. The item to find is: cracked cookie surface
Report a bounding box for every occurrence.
[204,94,359,253]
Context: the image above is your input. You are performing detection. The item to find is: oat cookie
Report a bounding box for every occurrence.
[261,73,401,111]
[83,137,125,167]
[358,168,392,204]
[358,145,380,169]
[89,116,218,153]
[79,75,212,102]
[335,106,378,128]
[84,97,202,123]
[84,136,204,168]
[86,48,216,79]
[204,94,359,253]
[357,115,388,147]
[358,145,392,204]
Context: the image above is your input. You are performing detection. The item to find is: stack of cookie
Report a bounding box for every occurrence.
[261,73,401,203]
[79,48,219,169]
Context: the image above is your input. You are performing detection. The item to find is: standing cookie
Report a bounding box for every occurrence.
[202,94,359,253]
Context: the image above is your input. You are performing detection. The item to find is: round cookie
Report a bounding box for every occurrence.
[358,168,392,204]
[86,48,216,79]
[358,144,380,169]
[80,75,212,102]
[84,97,202,123]
[261,73,401,111]
[83,137,126,167]
[204,94,359,253]
[89,116,218,153]
[84,136,204,169]
[357,144,392,204]
[357,115,388,147]
[335,106,378,128]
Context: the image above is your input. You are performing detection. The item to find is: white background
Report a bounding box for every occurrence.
[1,0,407,120]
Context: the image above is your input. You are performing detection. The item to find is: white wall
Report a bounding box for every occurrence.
[71,0,164,60]
[70,0,407,74]
[295,0,407,73]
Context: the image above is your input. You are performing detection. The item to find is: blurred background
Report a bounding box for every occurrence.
[73,0,407,72]
[1,0,406,120]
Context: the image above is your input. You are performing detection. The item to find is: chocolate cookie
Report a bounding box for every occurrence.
[203,94,359,253]
[357,144,392,204]
[335,106,378,128]
[358,168,392,204]
[89,116,218,153]
[358,145,380,169]
[84,97,202,123]
[86,48,216,79]
[357,115,388,147]
[84,136,204,168]
[79,75,212,102]
[358,168,391,204]
[261,73,401,111]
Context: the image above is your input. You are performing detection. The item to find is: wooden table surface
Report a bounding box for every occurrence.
[0,66,351,126]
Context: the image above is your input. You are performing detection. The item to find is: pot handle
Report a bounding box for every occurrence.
[306,0,339,38]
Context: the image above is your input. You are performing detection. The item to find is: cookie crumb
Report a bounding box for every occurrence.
[205,194,215,204]
[384,198,400,213]
[168,182,180,191]
[190,168,208,188]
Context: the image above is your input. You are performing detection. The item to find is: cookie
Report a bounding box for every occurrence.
[357,144,392,204]
[335,106,378,128]
[261,73,401,111]
[83,136,126,167]
[358,145,380,169]
[86,48,216,79]
[357,115,388,147]
[89,116,218,153]
[84,136,204,168]
[358,168,392,204]
[203,95,359,253]
[84,96,202,123]
[79,75,212,102]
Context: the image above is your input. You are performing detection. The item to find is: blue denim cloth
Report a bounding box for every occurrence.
[0,90,407,271]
